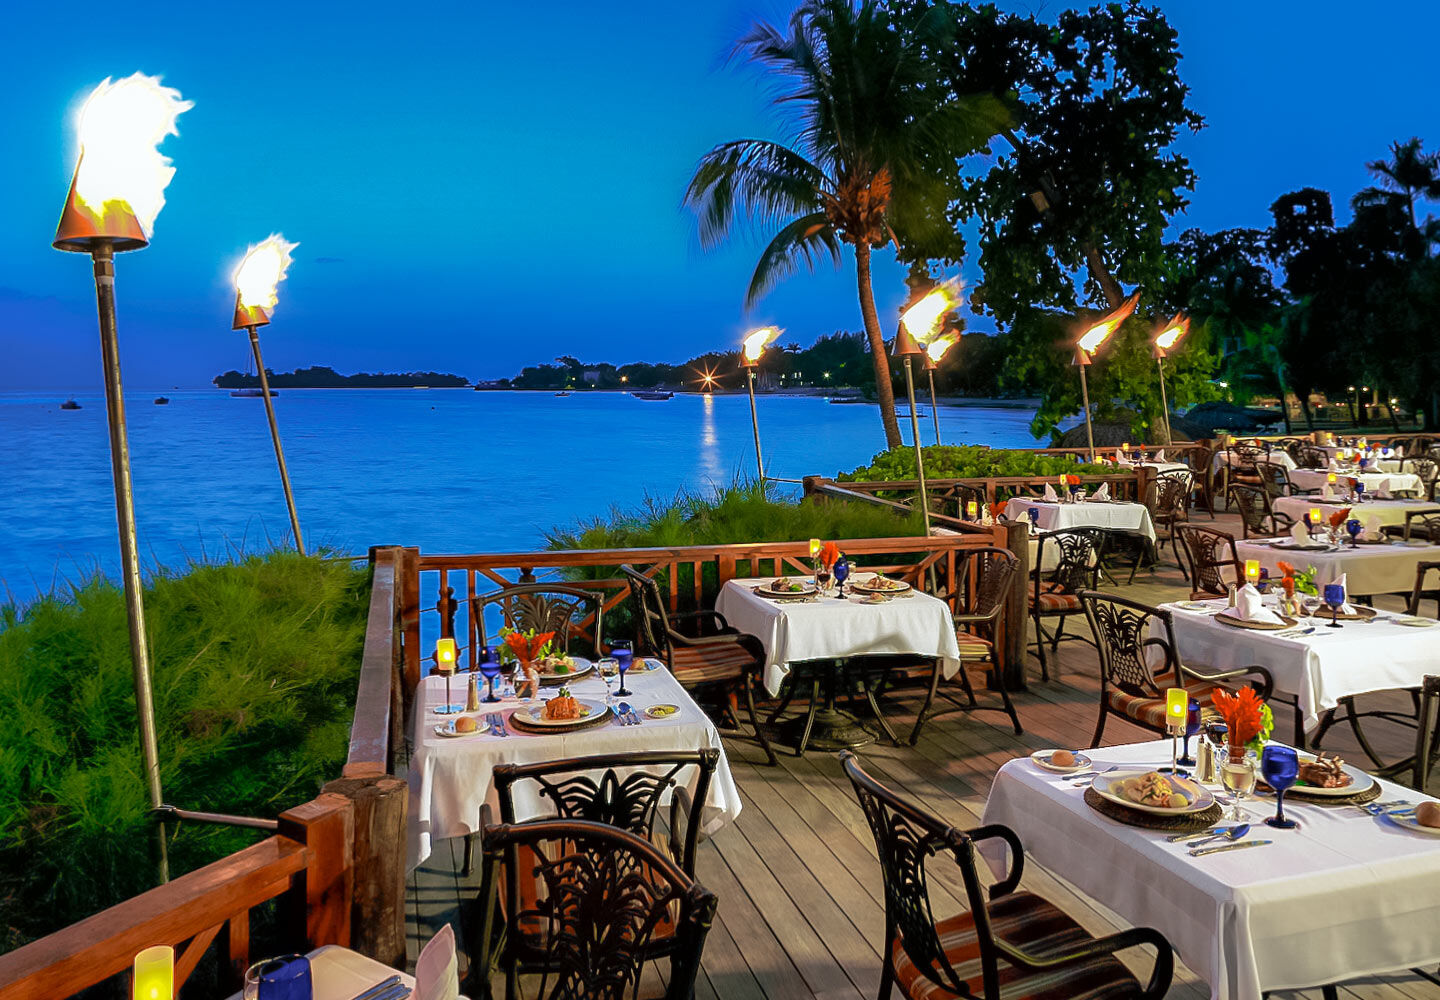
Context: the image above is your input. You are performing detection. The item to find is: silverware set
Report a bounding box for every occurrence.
[1065,765,1119,785]
[1358,799,1410,816]
[485,712,509,737]
[1168,824,1250,845]
[1189,839,1272,857]
[615,701,642,726]
[350,975,410,1000]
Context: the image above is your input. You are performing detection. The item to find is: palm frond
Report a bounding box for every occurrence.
[683,140,827,249]
[745,211,842,308]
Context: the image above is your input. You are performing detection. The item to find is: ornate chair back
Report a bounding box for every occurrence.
[1254,460,1291,499]
[946,482,987,520]
[1228,482,1279,538]
[474,584,604,659]
[1278,438,1306,463]
[481,819,716,1000]
[492,749,718,876]
[1230,441,1267,468]
[1151,470,1193,523]
[1406,456,1438,495]
[1296,445,1329,470]
[1176,524,1241,598]
[620,565,675,661]
[1407,561,1440,618]
[841,753,1004,1000]
[959,546,1017,623]
[1402,511,1440,543]
[1079,592,1175,699]
[1034,527,1106,598]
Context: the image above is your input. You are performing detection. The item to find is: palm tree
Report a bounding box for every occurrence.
[1354,138,1440,255]
[684,0,1009,448]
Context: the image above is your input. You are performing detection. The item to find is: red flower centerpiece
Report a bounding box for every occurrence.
[505,629,555,698]
[1212,686,1266,756]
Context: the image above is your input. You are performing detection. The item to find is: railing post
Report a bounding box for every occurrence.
[400,547,422,696]
[436,582,457,639]
[278,793,354,950]
[1000,519,1030,691]
[322,775,408,968]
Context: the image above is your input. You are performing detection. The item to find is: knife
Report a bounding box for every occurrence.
[1167,827,1224,843]
[1190,839,1272,857]
[349,976,405,1000]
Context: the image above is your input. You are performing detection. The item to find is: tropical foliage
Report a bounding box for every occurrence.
[839,444,1113,482]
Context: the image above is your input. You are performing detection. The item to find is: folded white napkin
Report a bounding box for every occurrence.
[415,923,459,1000]
[1375,478,1392,499]
[1366,514,1384,538]
[1092,482,1110,501]
[1328,458,1340,472]
[1290,521,1310,545]
[1114,448,1126,463]
[1043,483,1059,502]
[1154,449,1166,462]
[1222,583,1284,625]
[1321,484,1334,500]
[1396,445,1406,458]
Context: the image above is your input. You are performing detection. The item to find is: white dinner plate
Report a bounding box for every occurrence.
[510,698,610,727]
[1386,810,1440,836]
[755,579,818,599]
[1030,749,1092,773]
[433,717,490,738]
[1093,770,1215,816]
[1392,616,1437,628]
[537,656,594,683]
[1285,755,1376,797]
[1176,600,1219,611]
[851,575,912,595]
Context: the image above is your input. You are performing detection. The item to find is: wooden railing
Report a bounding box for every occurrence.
[0,795,353,1000]
[806,469,1157,512]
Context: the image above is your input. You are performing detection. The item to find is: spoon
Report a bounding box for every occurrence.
[617,701,634,725]
[1186,823,1250,847]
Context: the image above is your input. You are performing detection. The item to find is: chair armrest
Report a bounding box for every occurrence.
[669,609,736,638]
[1179,663,1274,700]
[961,824,1025,898]
[993,925,1174,999]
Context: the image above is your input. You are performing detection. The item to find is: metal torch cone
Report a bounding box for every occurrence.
[924,357,942,446]
[745,367,765,482]
[53,181,168,880]
[234,299,305,555]
[1075,348,1097,463]
[1154,355,1174,446]
[895,325,932,535]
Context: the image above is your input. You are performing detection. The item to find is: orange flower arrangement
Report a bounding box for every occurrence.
[1212,687,1266,750]
[1328,507,1352,528]
[504,630,555,664]
[1065,474,1081,486]
[819,541,841,569]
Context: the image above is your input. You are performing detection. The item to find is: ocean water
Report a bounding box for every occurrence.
[0,389,1040,602]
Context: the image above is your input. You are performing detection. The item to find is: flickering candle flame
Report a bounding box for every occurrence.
[1154,314,1189,351]
[234,234,299,313]
[741,326,781,363]
[132,945,173,1000]
[1077,292,1139,356]
[809,537,822,558]
[901,282,961,347]
[1166,688,1188,731]
[72,74,192,237]
[1309,508,1321,526]
[924,331,960,365]
[435,637,457,673]
[1244,560,1260,585]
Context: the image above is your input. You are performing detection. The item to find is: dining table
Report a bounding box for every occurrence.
[1234,535,1440,597]
[1288,468,1423,495]
[714,576,961,750]
[406,662,742,869]
[1273,495,1440,530]
[222,946,423,1000]
[1001,496,1157,545]
[1153,596,1438,739]
[981,739,1440,1000]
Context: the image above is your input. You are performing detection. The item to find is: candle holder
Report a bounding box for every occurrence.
[1160,688,1189,774]
[1177,699,1201,767]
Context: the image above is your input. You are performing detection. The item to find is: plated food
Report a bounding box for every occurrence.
[645,703,680,719]
[433,715,489,738]
[851,574,911,595]
[537,655,594,683]
[510,694,610,729]
[542,688,583,721]
[1093,770,1213,816]
[1388,802,1440,837]
[1030,748,1093,773]
[755,577,818,599]
[1282,752,1375,797]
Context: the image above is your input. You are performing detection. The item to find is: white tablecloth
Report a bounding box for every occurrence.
[1289,469,1423,495]
[1156,598,1440,733]
[1003,497,1157,544]
[1273,495,1440,529]
[223,947,419,1000]
[407,666,741,868]
[981,740,1440,1000]
[714,577,961,696]
[1213,450,1296,472]
[1236,536,1440,596]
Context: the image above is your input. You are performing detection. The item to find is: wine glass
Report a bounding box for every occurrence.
[1323,582,1346,628]
[1219,746,1257,822]
[611,640,634,696]
[1346,518,1363,548]
[478,646,502,703]
[1354,481,1366,503]
[1177,699,1201,767]
[816,564,833,595]
[1026,507,1040,526]
[833,557,850,596]
[248,956,312,1000]
[1261,745,1301,830]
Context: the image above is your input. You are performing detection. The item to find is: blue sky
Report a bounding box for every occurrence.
[0,1,1433,389]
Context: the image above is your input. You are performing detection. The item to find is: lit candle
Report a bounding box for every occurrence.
[435,637,457,674]
[1309,508,1321,529]
[809,537,821,559]
[1327,472,1337,485]
[1244,560,1260,586]
[966,501,978,520]
[1165,688,1188,733]
[1121,441,1129,454]
[133,946,173,1000]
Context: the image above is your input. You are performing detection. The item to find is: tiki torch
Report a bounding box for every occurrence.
[1152,314,1189,446]
[1074,292,1139,462]
[53,73,192,878]
[897,284,960,535]
[740,326,781,481]
[233,235,305,555]
[922,331,959,446]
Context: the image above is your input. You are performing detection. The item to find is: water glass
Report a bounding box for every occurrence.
[1346,518,1363,547]
[833,557,850,595]
[1219,746,1257,822]
[1323,582,1346,627]
[1026,507,1040,526]
[245,956,313,1000]
[478,654,502,704]
[610,640,633,696]
[1261,745,1300,830]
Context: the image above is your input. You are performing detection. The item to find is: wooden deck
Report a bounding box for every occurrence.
[406,513,1438,999]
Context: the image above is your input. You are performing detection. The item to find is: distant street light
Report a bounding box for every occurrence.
[1074,292,1139,461]
[1151,314,1189,446]
[740,326,781,480]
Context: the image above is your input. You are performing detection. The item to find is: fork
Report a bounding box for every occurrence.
[489,712,509,737]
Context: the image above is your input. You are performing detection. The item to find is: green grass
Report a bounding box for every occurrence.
[0,551,370,952]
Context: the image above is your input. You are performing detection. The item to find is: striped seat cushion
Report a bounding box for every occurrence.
[1107,684,1218,731]
[891,891,1142,1000]
[669,641,755,685]
[956,633,994,660]
[1029,582,1080,612]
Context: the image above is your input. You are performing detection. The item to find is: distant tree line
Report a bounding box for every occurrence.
[213,366,470,388]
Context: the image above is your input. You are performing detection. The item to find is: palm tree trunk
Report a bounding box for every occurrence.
[855,242,902,449]
[1083,240,1123,308]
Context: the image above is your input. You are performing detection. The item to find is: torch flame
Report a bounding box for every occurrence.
[1077,292,1139,356]
[900,281,963,347]
[741,326,782,363]
[1154,314,1189,351]
[72,74,192,236]
[234,235,299,312]
[925,331,960,365]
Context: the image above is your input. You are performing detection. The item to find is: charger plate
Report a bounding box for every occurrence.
[1215,613,1298,631]
[1083,787,1222,832]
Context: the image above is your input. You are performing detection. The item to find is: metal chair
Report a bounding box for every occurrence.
[1079,591,1273,748]
[1147,469,1193,570]
[1029,527,1106,682]
[476,817,716,1000]
[1220,441,1267,510]
[1409,561,1440,619]
[840,752,1174,1000]
[1296,445,1330,470]
[1380,511,1440,543]
[621,565,777,764]
[471,584,605,660]
[1228,482,1295,539]
[1403,456,1439,500]
[1254,459,1297,499]
[1175,524,1242,600]
[1185,443,1216,518]
[910,547,1020,742]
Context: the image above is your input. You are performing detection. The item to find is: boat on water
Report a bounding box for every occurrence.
[631,390,674,401]
[828,397,867,404]
[230,387,279,398]
[154,397,170,405]
[60,399,81,410]
[554,391,572,397]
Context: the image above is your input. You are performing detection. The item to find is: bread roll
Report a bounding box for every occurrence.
[455,716,478,733]
[1051,749,1076,767]
[1416,801,1440,828]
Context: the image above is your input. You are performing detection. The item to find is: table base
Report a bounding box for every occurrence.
[779,706,875,752]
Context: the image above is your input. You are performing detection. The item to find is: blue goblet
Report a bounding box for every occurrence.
[1323,582,1345,628]
[611,640,634,696]
[1261,745,1300,830]
[1354,482,1365,502]
[1358,457,1369,471]
[833,557,850,596]
[255,955,313,1000]
[1026,507,1040,526]
[1346,518,1362,548]
[1177,699,1201,767]
[479,648,502,703]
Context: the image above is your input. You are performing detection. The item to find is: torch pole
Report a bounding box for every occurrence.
[927,368,942,446]
[90,243,168,882]
[1077,353,1097,463]
[903,358,932,534]
[746,368,765,482]
[1155,356,1174,446]
[246,327,306,555]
